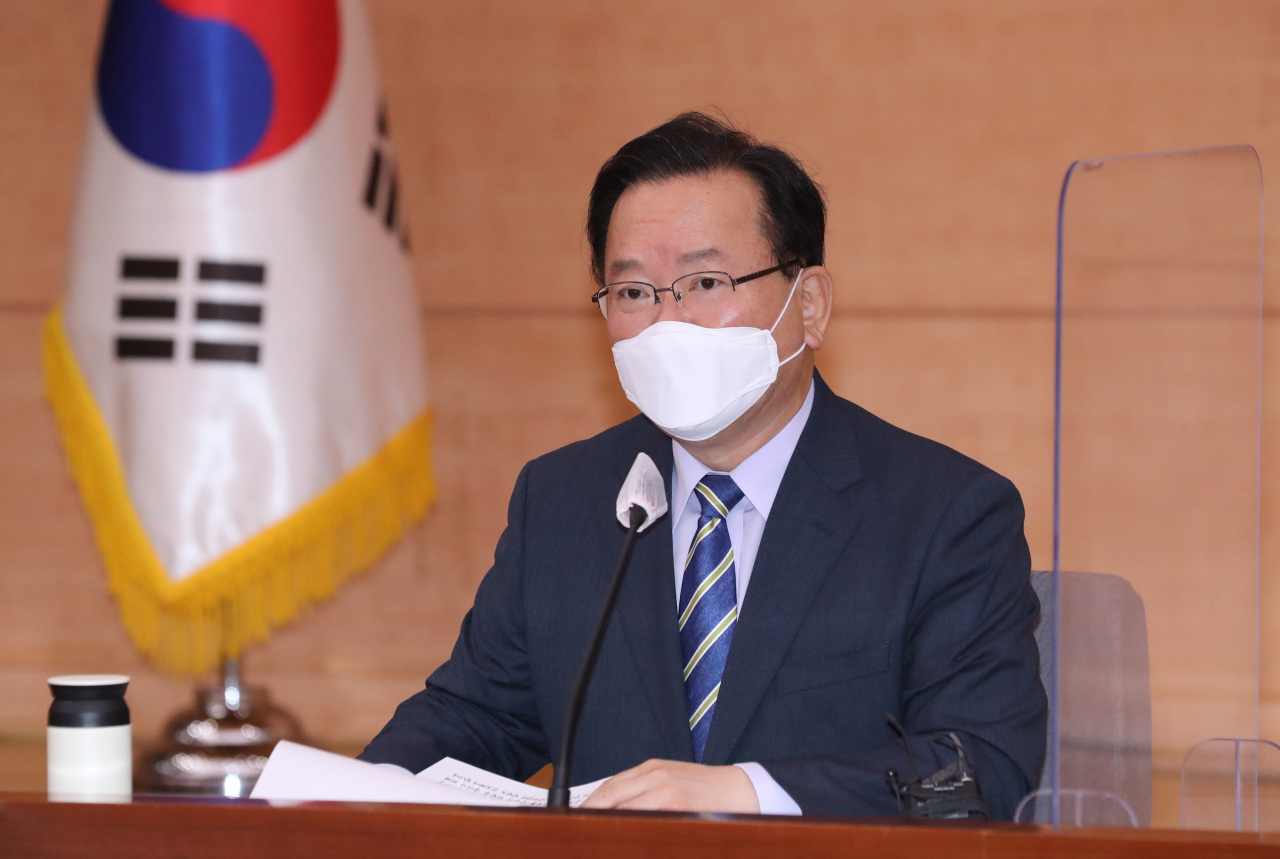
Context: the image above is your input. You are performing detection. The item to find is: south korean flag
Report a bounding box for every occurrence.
[44,0,433,674]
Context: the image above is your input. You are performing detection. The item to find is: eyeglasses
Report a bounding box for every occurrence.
[590,260,801,320]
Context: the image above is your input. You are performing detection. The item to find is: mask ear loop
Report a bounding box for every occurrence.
[770,268,807,366]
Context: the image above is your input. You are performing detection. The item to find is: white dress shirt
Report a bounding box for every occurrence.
[669,378,815,816]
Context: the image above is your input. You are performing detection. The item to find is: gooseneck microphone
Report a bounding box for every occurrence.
[548,453,668,809]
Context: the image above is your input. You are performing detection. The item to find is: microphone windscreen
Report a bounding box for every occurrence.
[616,452,668,533]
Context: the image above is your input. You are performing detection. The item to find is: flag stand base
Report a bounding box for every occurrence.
[138,659,305,797]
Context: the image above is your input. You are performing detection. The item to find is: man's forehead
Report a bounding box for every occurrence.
[603,171,768,280]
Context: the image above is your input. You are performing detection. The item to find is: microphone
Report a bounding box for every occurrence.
[547,453,668,809]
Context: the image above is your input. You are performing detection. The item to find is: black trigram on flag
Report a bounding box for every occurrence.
[115,255,266,364]
[362,102,409,250]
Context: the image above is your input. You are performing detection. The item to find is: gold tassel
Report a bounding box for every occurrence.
[41,308,436,675]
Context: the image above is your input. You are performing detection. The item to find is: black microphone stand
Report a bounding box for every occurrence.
[547,503,648,809]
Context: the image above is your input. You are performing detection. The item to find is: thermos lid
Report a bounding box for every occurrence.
[48,676,130,727]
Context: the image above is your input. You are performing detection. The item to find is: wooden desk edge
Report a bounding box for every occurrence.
[2,792,1278,858]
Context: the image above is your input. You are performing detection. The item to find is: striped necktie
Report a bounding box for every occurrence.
[678,473,744,763]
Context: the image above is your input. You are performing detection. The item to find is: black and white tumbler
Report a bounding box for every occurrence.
[47,674,131,799]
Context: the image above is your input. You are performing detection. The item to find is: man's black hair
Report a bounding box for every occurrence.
[586,111,827,286]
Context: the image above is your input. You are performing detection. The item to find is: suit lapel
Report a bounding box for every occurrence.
[613,421,696,762]
[701,377,866,765]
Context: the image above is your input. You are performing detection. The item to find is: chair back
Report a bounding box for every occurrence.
[1029,570,1153,826]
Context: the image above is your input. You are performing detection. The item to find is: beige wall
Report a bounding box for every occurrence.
[3,0,1280,777]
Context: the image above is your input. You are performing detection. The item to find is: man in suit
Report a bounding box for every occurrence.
[360,112,1046,818]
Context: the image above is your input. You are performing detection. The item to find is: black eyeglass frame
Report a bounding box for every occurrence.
[590,259,803,310]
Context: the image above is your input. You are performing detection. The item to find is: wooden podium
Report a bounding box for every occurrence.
[3,793,1279,858]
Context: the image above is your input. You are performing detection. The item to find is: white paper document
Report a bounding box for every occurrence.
[250,740,604,808]
[418,756,606,808]
[250,741,504,806]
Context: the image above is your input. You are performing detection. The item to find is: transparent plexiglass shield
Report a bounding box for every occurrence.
[1029,146,1264,830]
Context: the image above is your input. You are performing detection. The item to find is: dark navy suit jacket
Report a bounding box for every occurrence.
[361,375,1047,818]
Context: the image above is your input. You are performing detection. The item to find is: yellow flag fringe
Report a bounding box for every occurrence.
[41,308,436,675]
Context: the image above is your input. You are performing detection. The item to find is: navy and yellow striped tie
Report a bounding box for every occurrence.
[678,474,744,762]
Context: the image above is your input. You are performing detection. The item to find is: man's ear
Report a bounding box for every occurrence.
[798,266,833,351]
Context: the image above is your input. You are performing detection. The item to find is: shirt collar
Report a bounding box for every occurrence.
[671,377,816,521]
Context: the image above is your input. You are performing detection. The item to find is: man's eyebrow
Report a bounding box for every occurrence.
[677,247,723,266]
[606,248,725,281]
[607,258,645,280]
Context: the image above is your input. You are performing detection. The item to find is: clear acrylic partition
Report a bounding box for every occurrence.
[1181,739,1280,830]
[1031,146,1264,830]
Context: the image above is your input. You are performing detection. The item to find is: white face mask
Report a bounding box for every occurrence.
[611,269,806,442]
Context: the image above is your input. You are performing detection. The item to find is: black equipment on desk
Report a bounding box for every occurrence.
[883,713,990,820]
